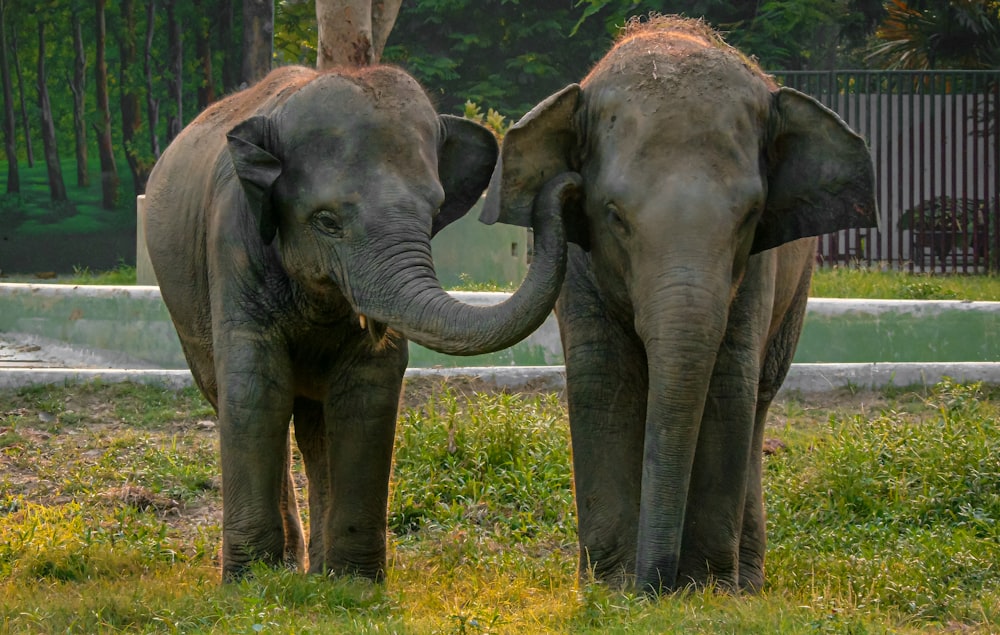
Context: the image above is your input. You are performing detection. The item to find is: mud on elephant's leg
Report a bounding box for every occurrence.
[292,398,328,572]
[216,339,298,580]
[558,250,648,588]
[316,342,407,581]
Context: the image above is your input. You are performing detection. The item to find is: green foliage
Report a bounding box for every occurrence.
[767,380,1000,623]
[462,101,510,140]
[868,0,1000,70]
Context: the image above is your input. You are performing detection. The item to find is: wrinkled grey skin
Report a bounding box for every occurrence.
[482,18,877,594]
[143,65,571,581]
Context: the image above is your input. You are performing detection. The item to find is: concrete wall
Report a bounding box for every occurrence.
[2,283,1000,369]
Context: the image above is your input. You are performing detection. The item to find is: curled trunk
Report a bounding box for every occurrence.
[357,173,577,355]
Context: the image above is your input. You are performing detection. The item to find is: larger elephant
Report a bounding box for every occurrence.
[142,65,573,581]
[483,16,877,593]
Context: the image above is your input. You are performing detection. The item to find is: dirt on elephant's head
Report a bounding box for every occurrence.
[587,13,777,91]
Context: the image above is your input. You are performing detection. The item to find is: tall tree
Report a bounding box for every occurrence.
[69,6,88,187]
[315,0,401,68]
[218,0,239,93]
[10,30,32,168]
[118,0,150,195]
[94,0,119,209]
[36,17,68,203]
[242,0,273,85]
[165,0,183,142]
[195,10,215,111]
[143,0,159,159]
[0,0,18,193]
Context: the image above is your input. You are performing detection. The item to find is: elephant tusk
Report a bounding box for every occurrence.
[359,314,368,331]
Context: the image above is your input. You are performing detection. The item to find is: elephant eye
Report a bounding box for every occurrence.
[312,210,344,236]
[606,203,629,235]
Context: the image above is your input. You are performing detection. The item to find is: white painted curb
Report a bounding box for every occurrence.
[3,363,1000,393]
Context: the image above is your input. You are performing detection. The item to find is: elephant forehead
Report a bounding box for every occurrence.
[277,74,439,149]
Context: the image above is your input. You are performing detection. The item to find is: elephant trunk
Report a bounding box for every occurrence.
[353,173,577,355]
[632,272,731,594]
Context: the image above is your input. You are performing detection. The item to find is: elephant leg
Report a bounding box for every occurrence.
[292,397,327,572]
[558,249,648,588]
[215,335,296,579]
[740,251,813,592]
[679,257,773,592]
[320,343,407,581]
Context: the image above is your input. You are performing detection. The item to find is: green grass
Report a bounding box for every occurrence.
[1,379,998,632]
[810,265,1000,300]
[61,262,139,285]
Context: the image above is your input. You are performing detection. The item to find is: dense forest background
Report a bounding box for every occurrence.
[1,0,997,274]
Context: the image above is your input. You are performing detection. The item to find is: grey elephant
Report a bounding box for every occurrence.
[142,65,574,581]
[483,16,877,593]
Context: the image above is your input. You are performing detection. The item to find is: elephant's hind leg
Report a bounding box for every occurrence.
[740,249,813,592]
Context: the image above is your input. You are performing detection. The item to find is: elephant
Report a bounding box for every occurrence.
[482,16,878,594]
[142,64,575,581]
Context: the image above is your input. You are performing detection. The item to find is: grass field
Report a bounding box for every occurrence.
[1,378,998,633]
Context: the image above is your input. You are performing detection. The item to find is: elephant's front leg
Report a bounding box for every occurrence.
[678,256,774,591]
[558,250,648,588]
[215,333,298,579]
[315,342,407,580]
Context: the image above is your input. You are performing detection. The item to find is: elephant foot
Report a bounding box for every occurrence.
[578,546,636,590]
[309,532,388,582]
[738,563,764,594]
[221,526,289,582]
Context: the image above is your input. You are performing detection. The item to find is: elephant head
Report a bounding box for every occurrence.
[483,17,877,593]
[225,66,572,355]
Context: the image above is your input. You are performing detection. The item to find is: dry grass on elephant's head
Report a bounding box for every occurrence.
[591,13,776,90]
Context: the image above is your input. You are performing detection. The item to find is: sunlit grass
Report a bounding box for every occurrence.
[810,265,1000,300]
[1,380,998,632]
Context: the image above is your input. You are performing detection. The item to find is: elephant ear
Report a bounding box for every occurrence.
[754,87,880,255]
[481,84,588,248]
[433,115,499,237]
[227,116,282,245]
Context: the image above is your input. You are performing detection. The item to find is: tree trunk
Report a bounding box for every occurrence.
[118,0,149,196]
[315,0,402,69]
[70,10,88,187]
[241,0,272,86]
[94,0,119,209]
[11,30,33,169]
[36,18,68,203]
[316,0,372,68]
[166,0,183,143]
[195,12,215,111]
[0,0,18,193]
[144,0,159,160]
[218,0,239,93]
[371,0,402,62]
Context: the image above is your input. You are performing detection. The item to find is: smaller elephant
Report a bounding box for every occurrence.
[484,16,878,594]
[142,65,573,580]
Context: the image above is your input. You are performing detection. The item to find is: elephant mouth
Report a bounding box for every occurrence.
[358,313,396,351]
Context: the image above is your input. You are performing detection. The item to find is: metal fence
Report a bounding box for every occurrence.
[776,70,1000,273]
